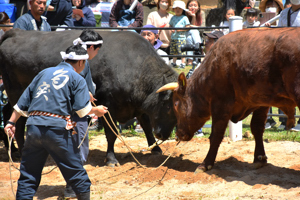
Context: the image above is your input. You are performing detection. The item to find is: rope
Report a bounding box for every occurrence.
[77,117,93,149]
[91,102,181,169]
[8,136,16,199]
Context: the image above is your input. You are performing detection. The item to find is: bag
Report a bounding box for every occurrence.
[118,9,136,27]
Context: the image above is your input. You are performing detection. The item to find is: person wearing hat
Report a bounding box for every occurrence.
[4,44,108,200]
[203,30,224,53]
[169,0,190,68]
[259,0,284,26]
[259,0,284,14]
[141,24,169,64]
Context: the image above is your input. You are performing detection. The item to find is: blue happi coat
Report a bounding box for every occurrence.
[14,62,92,128]
[13,10,51,31]
[80,60,95,95]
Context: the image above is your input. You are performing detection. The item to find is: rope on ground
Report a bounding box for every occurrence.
[91,101,183,169]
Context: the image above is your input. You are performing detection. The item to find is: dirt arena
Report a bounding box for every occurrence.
[1,134,300,200]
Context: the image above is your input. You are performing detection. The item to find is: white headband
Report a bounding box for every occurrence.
[60,51,89,60]
[73,38,103,46]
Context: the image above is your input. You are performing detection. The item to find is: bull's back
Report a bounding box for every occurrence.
[194,27,300,106]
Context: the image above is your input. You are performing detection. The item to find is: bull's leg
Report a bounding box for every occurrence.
[2,103,18,153]
[103,117,120,167]
[251,107,269,168]
[15,117,27,154]
[195,115,230,173]
[138,114,162,154]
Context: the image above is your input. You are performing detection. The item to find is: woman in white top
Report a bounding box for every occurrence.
[185,0,204,65]
[146,0,173,54]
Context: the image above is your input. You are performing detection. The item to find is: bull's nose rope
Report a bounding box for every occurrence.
[91,102,180,169]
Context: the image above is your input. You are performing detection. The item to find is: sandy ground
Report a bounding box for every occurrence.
[1,134,300,200]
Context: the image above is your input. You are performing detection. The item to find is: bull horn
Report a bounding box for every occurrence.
[156,82,179,93]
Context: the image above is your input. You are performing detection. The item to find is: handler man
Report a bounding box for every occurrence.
[4,45,107,200]
[63,29,103,198]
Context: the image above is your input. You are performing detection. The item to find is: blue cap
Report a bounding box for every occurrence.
[141,24,159,35]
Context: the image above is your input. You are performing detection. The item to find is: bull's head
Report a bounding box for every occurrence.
[157,72,210,141]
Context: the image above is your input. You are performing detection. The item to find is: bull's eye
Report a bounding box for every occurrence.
[174,102,178,107]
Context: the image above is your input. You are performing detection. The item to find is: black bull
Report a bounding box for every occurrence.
[0,29,178,166]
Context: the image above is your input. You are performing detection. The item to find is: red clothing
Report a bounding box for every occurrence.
[109,0,144,28]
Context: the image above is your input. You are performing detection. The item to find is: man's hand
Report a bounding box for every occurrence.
[93,105,108,117]
[4,124,15,138]
[72,14,82,21]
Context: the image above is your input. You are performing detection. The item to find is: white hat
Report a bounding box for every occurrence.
[172,1,187,11]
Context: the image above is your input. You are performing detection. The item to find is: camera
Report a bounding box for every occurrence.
[180,43,204,52]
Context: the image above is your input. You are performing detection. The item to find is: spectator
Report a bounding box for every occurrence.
[259,0,284,14]
[140,24,169,64]
[146,0,173,55]
[219,7,235,35]
[0,12,13,37]
[277,0,300,131]
[243,8,260,28]
[265,0,299,131]
[185,0,203,65]
[44,0,74,28]
[193,30,224,137]
[278,0,300,26]
[109,0,144,29]
[72,0,96,27]
[169,0,190,69]
[13,0,51,31]
[4,44,108,200]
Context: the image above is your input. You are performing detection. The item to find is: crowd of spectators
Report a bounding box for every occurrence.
[2,0,300,133]
[3,1,294,60]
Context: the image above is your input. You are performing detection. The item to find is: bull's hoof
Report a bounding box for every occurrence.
[253,155,268,169]
[106,162,120,167]
[151,146,162,155]
[104,158,120,167]
[194,164,212,174]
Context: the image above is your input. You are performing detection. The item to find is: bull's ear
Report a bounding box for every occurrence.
[177,72,187,95]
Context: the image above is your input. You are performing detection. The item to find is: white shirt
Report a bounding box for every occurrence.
[278,7,300,27]
[156,49,169,64]
[219,20,230,35]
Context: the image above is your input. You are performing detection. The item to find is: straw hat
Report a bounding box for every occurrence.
[259,0,284,12]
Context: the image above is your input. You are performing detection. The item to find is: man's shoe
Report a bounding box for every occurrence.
[77,192,90,200]
[170,63,177,68]
[195,129,204,137]
[278,124,286,130]
[64,184,76,199]
[290,128,300,132]
[179,63,186,69]
[265,121,276,129]
[293,124,300,130]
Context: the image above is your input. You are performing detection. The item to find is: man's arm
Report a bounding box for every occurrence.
[13,17,30,30]
[4,110,22,138]
[109,2,120,27]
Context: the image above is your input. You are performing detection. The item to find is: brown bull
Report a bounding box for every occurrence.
[158,27,300,172]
